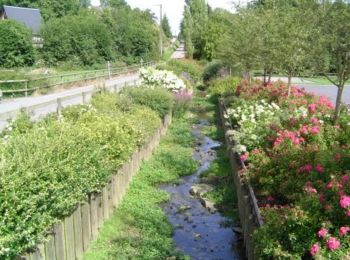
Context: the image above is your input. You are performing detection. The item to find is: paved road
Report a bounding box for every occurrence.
[0,73,139,130]
[171,43,186,59]
[298,84,350,105]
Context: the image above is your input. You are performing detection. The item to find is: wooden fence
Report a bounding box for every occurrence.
[218,98,263,260]
[20,113,172,260]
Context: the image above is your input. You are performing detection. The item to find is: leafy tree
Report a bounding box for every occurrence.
[203,8,233,61]
[100,0,127,8]
[101,7,159,63]
[0,20,35,67]
[80,0,90,8]
[182,5,194,58]
[0,0,81,20]
[41,10,112,66]
[316,1,350,122]
[161,14,172,39]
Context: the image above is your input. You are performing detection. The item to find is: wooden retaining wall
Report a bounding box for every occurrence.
[218,99,263,260]
[21,113,172,260]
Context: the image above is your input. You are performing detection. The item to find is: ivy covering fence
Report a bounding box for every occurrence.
[217,79,350,259]
[0,88,174,259]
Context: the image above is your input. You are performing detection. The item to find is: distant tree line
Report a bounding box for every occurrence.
[181,0,350,123]
[0,0,163,68]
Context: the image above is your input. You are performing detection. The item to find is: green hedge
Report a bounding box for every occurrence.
[123,87,174,118]
[0,91,167,259]
[0,20,35,68]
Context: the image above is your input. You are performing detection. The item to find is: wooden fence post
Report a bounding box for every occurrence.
[73,206,83,259]
[53,222,66,260]
[25,81,28,97]
[44,235,56,260]
[64,215,75,260]
[81,202,91,252]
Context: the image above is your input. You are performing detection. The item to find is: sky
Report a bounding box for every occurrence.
[90,0,237,34]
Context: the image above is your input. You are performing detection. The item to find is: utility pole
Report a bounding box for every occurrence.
[156,4,163,58]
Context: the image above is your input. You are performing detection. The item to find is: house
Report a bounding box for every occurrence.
[0,5,43,47]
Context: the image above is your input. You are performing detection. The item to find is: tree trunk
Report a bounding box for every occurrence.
[287,74,292,97]
[334,83,345,124]
[263,68,267,85]
[268,70,272,83]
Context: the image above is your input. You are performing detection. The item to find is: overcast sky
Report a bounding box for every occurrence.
[91,0,238,34]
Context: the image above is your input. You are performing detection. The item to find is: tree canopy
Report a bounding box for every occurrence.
[161,14,172,39]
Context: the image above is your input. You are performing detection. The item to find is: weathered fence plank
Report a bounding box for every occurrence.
[81,202,91,252]
[64,214,75,260]
[73,206,83,259]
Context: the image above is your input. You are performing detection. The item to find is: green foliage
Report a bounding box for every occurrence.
[161,14,172,39]
[208,76,240,96]
[0,20,35,68]
[123,87,174,118]
[158,59,203,84]
[101,7,159,64]
[0,91,163,258]
[202,60,226,83]
[0,0,81,20]
[84,117,196,260]
[41,11,112,66]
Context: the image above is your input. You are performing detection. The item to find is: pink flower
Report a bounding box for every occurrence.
[299,164,313,173]
[311,117,319,124]
[319,194,326,204]
[240,153,249,162]
[308,104,317,114]
[318,228,328,238]
[315,164,323,173]
[305,182,317,194]
[339,226,350,237]
[340,195,350,209]
[341,175,349,183]
[310,243,320,256]
[326,181,333,189]
[334,153,341,162]
[347,210,350,217]
[326,237,340,251]
[310,126,320,135]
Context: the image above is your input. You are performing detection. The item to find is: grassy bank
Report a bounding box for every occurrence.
[83,116,197,260]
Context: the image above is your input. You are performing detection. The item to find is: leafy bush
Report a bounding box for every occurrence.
[157,59,203,83]
[0,20,35,68]
[0,91,162,258]
[221,79,350,259]
[41,11,113,66]
[202,60,227,83]
[123,87,174,118]
[208,76,240,96]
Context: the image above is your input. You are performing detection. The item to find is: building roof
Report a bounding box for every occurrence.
[3,5,42,34]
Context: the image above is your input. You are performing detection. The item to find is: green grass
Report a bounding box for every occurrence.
[83,117,197,260]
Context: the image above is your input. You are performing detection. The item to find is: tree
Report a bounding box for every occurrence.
[161,14,172,39]
[0,0,81,20]
[203,8,234,61]
[316,1,350,122]
[0,20,35,67]
[41,10,113,65]
[182,5,194,58]
[100,0,127,8]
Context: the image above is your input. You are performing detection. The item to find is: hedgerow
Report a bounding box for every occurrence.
[0,91,164,259]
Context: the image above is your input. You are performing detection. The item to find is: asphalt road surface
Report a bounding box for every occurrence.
[171,43,186,59]
[0,73,139,130]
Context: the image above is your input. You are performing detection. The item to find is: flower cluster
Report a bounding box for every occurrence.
[140,67,186,92]
[223,79,350,258]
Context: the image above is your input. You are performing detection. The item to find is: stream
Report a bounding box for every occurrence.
[162,117,242,260]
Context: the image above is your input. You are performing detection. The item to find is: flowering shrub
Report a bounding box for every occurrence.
[140,67,187,92]
[0,91,165,258]
[222,79,350,259]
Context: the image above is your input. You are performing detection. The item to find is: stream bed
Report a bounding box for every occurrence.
[162,118,242,260]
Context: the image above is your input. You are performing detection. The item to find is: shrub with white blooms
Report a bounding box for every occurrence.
[140,67,186,92]
[226,99,281,152]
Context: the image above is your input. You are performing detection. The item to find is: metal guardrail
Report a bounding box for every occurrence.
[0,74,142,130]
[0,62,154,97]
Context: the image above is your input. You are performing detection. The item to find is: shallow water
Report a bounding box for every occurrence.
[162,118,242,260]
